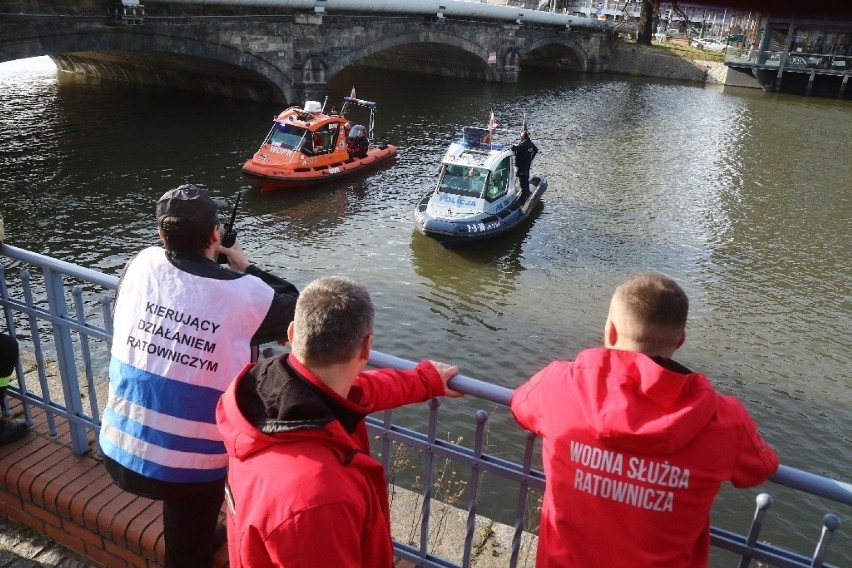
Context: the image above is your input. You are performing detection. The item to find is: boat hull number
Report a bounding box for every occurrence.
[466,220,501,234]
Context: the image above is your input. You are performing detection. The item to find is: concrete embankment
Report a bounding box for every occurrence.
[389,485,538,566]
[607,42,763,89]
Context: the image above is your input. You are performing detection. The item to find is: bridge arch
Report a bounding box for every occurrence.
[327,30,497,83]
[520,36,591,72]
[1,30,297,104]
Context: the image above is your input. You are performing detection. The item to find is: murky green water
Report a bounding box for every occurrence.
[1,57,850,564]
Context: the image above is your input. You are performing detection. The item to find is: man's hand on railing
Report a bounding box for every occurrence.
[429,360,464,398]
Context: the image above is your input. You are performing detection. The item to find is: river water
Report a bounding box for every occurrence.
[1,57,850,564]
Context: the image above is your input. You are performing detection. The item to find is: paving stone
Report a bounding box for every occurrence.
[0,517,96,568]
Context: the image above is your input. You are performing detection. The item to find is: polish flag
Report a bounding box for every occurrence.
[483,111,498,143]
[488,111,498,131]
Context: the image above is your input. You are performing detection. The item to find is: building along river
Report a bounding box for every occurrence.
[0,57,850,565]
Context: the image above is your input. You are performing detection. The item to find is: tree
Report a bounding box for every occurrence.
[637,0,657,46]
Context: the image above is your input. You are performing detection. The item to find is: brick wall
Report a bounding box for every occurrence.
[0,398,229,567]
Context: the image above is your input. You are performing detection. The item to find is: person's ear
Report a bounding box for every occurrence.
[605,320,618,348]
[359,333,373,361]
[675,330,686,350]
[209,224,220,245]
[287,321,295,345]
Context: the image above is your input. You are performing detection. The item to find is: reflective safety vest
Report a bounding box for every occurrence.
[99,246,276,483]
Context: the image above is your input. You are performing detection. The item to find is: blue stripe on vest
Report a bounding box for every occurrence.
[102,407,225,455]
[109,359,223,424]
[99,437,226,483]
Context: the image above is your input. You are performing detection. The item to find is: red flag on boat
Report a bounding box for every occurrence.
[350,86,357,99]
[483,111,498,143]
[488,110,498,131]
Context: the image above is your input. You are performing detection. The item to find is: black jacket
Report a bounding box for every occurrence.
[512,138,538,169]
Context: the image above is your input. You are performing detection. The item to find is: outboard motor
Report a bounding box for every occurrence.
[347,124,367,139]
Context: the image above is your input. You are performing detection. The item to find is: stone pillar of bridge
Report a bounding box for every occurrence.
[296,82,328,105]
[294,55,328,105]
[500,49,521,82]
[586,34,603,72]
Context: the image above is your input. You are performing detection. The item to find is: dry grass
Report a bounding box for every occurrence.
[648,40,726,62]
[620,35,726,63]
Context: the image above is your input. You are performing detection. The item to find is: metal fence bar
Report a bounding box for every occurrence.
[1,244,118,290]
[511,431,537,567]
[419,398,441,560]
[1,244,850,568]
[365,417,546,486]
[811,514,842,567]
[43,265,90,454]
[380,409,394,473]
[21,269,55,433]
[72,286,101,425]
[461,410,487,568]
[773,465,852,507]
[737,493,773,568]
[711,526,829,568]
[1,264,30,424]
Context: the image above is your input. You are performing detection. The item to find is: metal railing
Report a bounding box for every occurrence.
[1,243,849,567]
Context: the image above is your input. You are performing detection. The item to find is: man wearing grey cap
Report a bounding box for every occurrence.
[99,184,299,568]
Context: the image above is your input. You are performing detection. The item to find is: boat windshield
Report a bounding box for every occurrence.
[266,123,309,150]
[438,165,488,199]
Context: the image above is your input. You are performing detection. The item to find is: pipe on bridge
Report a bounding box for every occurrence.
[146,0,610,30]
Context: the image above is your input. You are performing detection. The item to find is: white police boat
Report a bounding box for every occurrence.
[413,126,546,248]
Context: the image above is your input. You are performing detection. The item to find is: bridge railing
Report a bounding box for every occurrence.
[1,243,849,567]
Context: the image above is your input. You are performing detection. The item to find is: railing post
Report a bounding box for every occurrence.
[43,266,89,455]
[738,492,773,568]
[511,431,537,567]
[19,270,49,430]
[462,410,488,567]
[419,398,441,560]
[72,286,103,423]
[0,265,20,419]
[810,513,841,567]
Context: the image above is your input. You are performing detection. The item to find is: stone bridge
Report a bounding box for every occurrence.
[0,0,616,103]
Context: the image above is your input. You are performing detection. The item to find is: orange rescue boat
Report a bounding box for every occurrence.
[242,95,397,190]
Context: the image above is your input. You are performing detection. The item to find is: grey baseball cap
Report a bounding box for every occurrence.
[156,184,220,233]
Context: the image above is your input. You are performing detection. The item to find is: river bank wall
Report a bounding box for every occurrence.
[607,42,763,89]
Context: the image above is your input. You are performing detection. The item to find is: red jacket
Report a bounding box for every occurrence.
[510,347,779,567]
[216,354,447,568]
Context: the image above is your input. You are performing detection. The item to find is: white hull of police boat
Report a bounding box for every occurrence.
[414,176,547,248]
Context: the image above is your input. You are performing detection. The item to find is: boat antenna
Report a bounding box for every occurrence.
[294,100,310,151]
[368,106,376,145]
[320,95,328,113]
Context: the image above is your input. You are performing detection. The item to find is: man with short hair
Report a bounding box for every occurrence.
[217,276,462,567]
[100,184,299,568]
[511,272,779,567]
